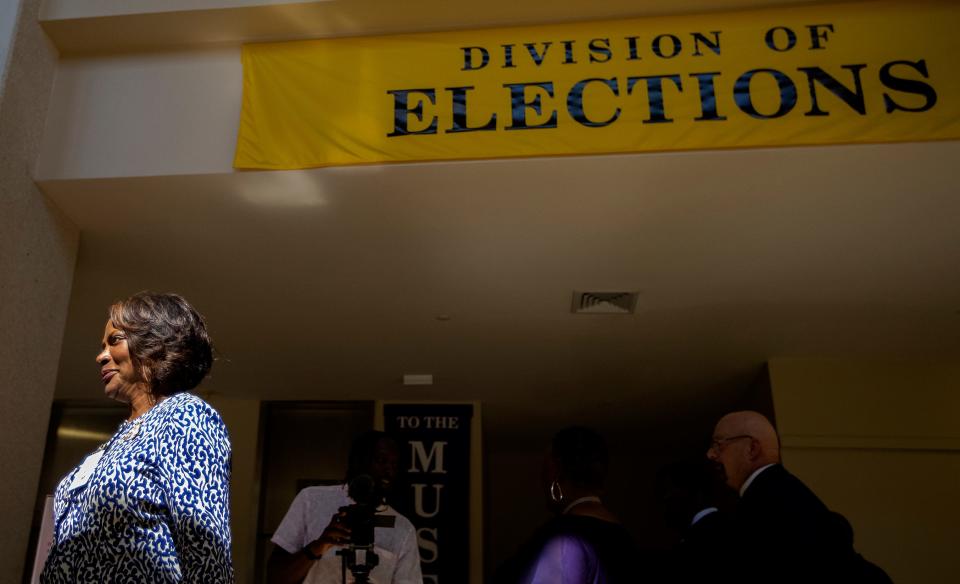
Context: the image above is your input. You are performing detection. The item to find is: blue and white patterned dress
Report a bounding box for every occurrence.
[41,392,234,583]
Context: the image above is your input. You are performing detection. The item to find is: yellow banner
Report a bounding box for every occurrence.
[234,0,960,169]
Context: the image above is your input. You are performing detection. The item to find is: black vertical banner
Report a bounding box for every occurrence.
[384,403,473,584]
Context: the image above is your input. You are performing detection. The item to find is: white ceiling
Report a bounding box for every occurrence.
[44,140,960,443]
[41,0,854,54]
[36,0,960,445]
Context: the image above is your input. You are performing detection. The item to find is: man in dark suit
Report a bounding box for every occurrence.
[656,460,735,583]
[706,411,892,584]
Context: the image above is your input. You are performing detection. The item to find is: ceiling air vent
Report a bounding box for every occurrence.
[571,291,638,314]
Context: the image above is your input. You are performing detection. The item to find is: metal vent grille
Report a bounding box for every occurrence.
[571,291,638,314]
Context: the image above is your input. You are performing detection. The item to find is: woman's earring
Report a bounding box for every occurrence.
[550,480,564,504]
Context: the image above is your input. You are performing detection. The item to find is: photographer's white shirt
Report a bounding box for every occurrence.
[272,484,424,584]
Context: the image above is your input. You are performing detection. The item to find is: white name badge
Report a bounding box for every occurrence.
[68,450,104,491]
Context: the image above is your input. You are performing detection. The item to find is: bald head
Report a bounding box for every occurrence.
[707,411,781,492]
[718,411,780,460]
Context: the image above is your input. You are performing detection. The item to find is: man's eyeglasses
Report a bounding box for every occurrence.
[708,434,753,452]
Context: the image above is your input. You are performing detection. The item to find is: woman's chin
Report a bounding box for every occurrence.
[103,383,125,402]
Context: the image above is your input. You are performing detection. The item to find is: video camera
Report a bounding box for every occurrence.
[337,474,396,583]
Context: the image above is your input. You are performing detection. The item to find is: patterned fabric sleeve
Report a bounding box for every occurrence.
[523,533,601,584]
[163,398,235,583]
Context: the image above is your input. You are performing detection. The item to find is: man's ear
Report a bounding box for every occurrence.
[747,437,762,461]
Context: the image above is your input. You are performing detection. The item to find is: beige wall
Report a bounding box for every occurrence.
[209,397,262,584]
[770,358,960,584]
[40,0,313,20]
[0,1,79,582]
[0,0,19,84]
[37,49,241,180]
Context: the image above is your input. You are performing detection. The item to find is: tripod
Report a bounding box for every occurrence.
[337,545,379,584]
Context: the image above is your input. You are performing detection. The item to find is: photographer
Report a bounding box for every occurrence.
[268,431,423,584]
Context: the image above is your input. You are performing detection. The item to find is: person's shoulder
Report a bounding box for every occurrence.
[770,465,824,501]
[160,393,229,443]
[382,504,417,532]
[744,464,829,519]
[745,464,793,495]
[540,529,596,560]
[163,392,223,423]
[553,514,618,532]
[301,483,348,497]
[295,484,349,508]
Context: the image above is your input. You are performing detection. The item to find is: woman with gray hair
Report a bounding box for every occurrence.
[42,292,233,583]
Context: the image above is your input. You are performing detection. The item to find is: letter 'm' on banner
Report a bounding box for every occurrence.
[410,441,448,474]
[384,404,473,584]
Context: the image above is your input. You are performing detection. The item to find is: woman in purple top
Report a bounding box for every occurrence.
[496,427,638,584]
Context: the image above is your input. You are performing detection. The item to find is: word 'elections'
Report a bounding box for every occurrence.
[386,60,937,136]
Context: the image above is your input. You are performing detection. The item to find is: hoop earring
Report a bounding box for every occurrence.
[550,481,564,504]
